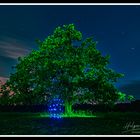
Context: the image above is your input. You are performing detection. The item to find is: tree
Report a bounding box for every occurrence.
[117,92,126,102]
[0,82,12,105]
[127,95,135,102]
[2,24,124,114]
[117,92,135,103]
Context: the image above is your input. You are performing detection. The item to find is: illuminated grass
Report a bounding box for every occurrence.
[39,113,50,118]
[0,112,140,134]
[39,110,96,118]
[62,110,96,118]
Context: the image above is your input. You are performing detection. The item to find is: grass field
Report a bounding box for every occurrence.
[0,112,140,135]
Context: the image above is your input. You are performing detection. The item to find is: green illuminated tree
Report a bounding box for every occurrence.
[127,95,135,102]
[118,92,126,102]
[117,92,135,103]
[3,24,124,114]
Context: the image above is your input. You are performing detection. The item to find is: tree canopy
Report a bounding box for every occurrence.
[0,24,125,113]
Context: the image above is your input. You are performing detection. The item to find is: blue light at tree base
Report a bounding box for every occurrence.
[48,97,64,119]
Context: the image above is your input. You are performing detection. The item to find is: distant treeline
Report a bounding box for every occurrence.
[0,100,140,113]
[74,100,140,112]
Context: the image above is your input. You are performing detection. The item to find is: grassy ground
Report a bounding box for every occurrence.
[0,112,140,135]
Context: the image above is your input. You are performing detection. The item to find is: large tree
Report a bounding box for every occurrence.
[1,24,124,114]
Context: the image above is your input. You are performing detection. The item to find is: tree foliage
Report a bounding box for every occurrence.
[117,92,135,103]
[117,92,126,102]
[127,95,135,102]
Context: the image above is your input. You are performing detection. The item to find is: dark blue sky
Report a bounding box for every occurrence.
[0,5,140,99]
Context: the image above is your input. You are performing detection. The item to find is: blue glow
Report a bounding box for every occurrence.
[48,97,64,119]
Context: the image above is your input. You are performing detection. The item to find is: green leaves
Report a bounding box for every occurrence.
[118,92,126,102]
[117,92,135,103]
[127,95,135,101]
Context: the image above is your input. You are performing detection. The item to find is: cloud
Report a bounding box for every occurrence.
[118,80,140,99]
[0,36,32,59]
[0,76,9,84]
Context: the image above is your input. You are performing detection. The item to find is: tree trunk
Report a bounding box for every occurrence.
[65,100,73,115]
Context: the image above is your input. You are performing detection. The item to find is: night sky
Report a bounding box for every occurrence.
[0,4,140,99]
